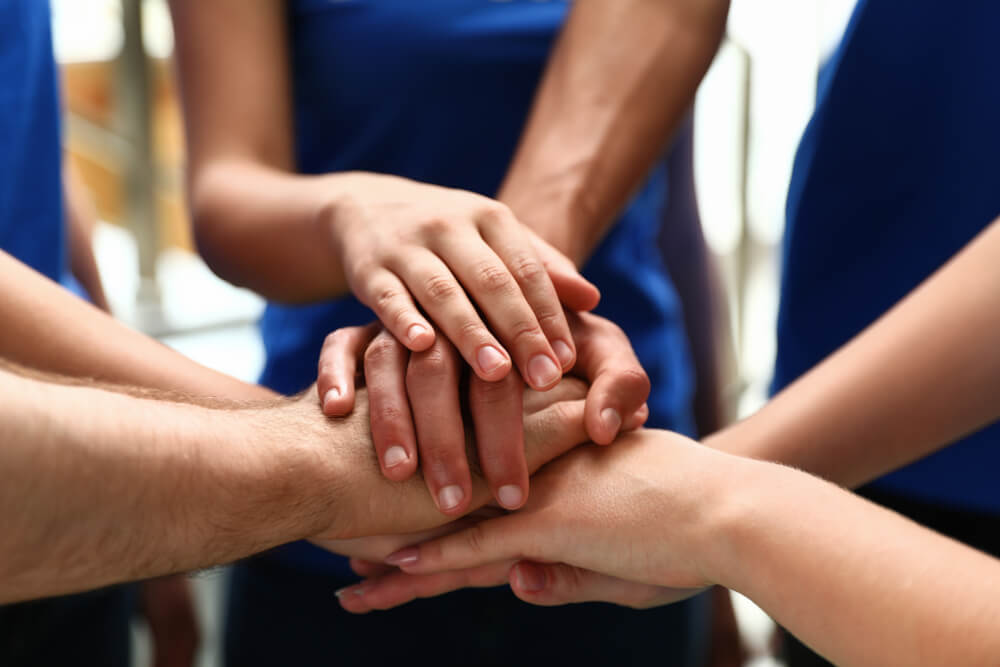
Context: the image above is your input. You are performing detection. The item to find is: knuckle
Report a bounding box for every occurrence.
[505,318,545,348]
[423,274,462,303]
[371,285,403,313]
[371,402,407,427]
[463,523,490,557]
[616,367,652,399]
[363,335,400,366]
[472,262,516,296]
[508,254,547,285]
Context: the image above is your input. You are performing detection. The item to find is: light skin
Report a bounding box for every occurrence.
[0,352,592,604]
[339,218,1000,666]
[317,311,651,514]
[309,0,727,511]
[166,0,598,394]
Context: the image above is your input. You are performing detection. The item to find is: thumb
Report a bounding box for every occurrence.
[318,322,380,416]
[529,234,600,312]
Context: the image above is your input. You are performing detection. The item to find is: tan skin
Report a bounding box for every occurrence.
[167,0,610,515]
[168,0,728,515]
[340,219,1000,665]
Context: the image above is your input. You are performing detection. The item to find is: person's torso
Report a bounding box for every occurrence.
[775,0,1000,512]
[261,0,694,429]
[0,0,66,281]
[261,0,695,574]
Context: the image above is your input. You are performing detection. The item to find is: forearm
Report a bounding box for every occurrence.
[189,158,362,302]
[0,369,334,603]
[499,0,728,264]
[707,459,1000,665]
[707,218,1000,487]
[0,251,272,401]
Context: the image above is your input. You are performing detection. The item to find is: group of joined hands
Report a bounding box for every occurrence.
[284,263,734,616]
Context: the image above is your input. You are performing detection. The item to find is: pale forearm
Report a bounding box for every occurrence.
[0,370,331,603]
[499,0,728,263]
[708,459,1000,666]
[0,252,272,402]
[708,218,1000,487]
[190,158,357,302]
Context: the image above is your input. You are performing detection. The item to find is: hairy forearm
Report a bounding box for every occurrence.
[499,0,729,264]
[707,459,1000,665]
[0,369,335,603]
[707,218,1000,487]
[0,251,272,402]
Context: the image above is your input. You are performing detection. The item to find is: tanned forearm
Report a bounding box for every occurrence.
[0,251,272,402]
[707,458,1000,665]
[0,367,340,603]
[707,217,1000,488]
[499,0,729,264]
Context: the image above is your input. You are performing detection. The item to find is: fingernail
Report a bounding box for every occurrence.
[528,354,561,388]
[477,345,509,375]
[514,563,546,592]
[497,484,524,509]
[552,340,574,368]
[384,445,409,469]
[601,408,622,434]
[407,323,429,343]
[437,485,465,511]
[334,585,361,598]
[385,547,420,567]
[323,387,341,407]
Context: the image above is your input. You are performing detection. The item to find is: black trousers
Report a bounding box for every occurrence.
[780,486,1000,667]
[224,554,711,667]
[0,585,135,666]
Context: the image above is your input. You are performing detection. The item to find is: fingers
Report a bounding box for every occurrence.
[391,250,517,383]
[469,373,528,509]
[353,269,435,352]
[337,561,513,614]
[526,230,601,312]
[523,398,589,473]
[317,323,379,416]
[406,337,472,515]
[431,231,564,391]
[349,558,393,578]
[509,562,682,610]
[568,311,651,445]
[383,512,534,575]
[363,329,419,480]
[478,219,577,372]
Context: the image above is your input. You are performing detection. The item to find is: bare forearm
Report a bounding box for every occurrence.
[0,252,272,401]
[709,459,1000,665]
[0,370,334,603]
[189,159,359,302]
[499,0,728,263]
[708,218,1000,487]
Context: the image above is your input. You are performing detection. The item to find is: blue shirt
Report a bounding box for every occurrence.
[0,0,66,282]
[261,0,695,573]
[775,0,1000,513]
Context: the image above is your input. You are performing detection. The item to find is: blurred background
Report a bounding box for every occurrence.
[51,0,858,664]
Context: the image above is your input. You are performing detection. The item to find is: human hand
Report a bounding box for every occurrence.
[315,311,650,514]
[297,376,592,540]
[325,173,599,390]
[333,429,734,607]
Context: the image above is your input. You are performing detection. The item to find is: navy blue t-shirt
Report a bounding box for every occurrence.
[775,0,1000,513]
[260,0,696,573]
[0,0,66,282]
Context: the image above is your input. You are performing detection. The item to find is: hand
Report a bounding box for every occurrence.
[298,376,592,540]
[336,429,733,603]
[326,173,599,389]
[315,311,650,514]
